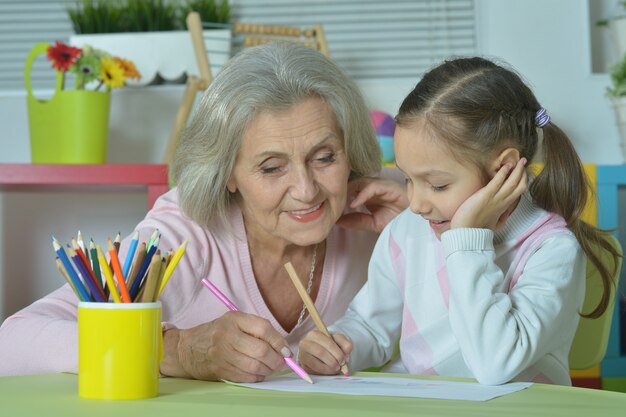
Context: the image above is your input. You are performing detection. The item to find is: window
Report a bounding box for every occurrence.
[0,0,477,92]
[232,0,477,79]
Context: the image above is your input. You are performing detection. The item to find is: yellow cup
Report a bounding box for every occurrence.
[78,302,162,400]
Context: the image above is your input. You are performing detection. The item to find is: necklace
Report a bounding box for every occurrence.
[295,243,317,328]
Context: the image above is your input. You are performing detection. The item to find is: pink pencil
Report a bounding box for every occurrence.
[201,278,313,384]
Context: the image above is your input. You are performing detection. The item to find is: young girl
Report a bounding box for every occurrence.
[297,57,621,385]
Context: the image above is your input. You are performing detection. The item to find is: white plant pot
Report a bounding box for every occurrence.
[609,17,626,60]
[70,30,231,86]
[611,96,626,160]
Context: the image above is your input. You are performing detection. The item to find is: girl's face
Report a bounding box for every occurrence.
[394,120,486,239]
[227,96,351,249]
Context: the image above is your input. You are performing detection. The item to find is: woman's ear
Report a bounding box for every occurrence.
[488,148,520,176]
[226,177,237,193]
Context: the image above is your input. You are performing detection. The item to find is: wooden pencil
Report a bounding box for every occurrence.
[284,261,350,376]
[139,251,162,302]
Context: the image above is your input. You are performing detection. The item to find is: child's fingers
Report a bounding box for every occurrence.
[299,330,350,375]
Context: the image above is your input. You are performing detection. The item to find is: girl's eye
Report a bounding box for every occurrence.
[431,184,448,192]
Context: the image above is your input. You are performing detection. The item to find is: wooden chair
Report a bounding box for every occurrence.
[163,11,212,165]
[232,21,329,57]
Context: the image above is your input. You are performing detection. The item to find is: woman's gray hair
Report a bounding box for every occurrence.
[170,41,381,228]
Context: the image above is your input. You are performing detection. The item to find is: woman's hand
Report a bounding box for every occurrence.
[160,311,292,382]
[298,330,352,375]
[337,177,409,233]
[450,158,528,231]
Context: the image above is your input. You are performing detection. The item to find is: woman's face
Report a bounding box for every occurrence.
[227,96,351,248]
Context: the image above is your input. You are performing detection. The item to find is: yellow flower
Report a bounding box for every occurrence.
[100,57,126,89]
[114,57,141,80]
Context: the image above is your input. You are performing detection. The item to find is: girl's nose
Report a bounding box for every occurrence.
[409,192,431,216]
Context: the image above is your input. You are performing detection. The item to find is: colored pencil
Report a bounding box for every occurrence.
[126,242,146,293]
[51,237,91,302]
[201,277,313,384]
[55,257,80,299]
[96,244,122,303]
[113,232,121,253]
[72,238,106,301]
[139,251,163,302]
[284,261,350,376]
[89,239,103,288]
[108,238,131,303]
[129,237,159,299]
[122,230,139,279]
[77,230,88,264]
[157,239,188,297]
[68,246,105,302]
[147,229,160,252]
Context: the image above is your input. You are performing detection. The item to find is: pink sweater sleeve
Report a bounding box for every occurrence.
[0,284,79,375]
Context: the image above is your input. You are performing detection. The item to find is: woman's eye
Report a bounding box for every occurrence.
[312,152,336,165]
[260,166,281,174]
[431,184,448,192]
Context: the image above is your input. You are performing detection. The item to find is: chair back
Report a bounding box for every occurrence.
[568,235,623,369]
[233,21,329,57]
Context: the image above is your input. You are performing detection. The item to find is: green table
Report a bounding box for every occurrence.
[1,372,625,417]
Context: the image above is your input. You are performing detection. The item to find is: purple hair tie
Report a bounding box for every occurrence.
[535,108,550,128]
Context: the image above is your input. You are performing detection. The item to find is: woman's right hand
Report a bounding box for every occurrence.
[160,311,292,382]
[298,330,352,375]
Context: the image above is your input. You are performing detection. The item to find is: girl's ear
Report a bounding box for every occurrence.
[488,147,520,176]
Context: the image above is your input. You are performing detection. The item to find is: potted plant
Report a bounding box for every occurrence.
[24,41,140,163]
[608,52,626,159]
[67,0,232,86]
[597,1,626,60]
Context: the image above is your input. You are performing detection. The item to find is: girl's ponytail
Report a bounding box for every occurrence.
[530,123,621,318]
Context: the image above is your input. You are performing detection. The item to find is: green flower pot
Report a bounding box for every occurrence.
[24,42,110,164]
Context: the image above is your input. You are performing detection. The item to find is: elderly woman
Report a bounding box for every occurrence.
[0,42,406,382]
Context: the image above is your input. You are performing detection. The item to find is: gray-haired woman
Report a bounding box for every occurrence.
[0,42,407,382]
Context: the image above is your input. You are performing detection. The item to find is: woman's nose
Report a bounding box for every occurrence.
[289,167,318,201]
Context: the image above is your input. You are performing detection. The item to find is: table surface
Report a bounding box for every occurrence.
[1,372,625,417]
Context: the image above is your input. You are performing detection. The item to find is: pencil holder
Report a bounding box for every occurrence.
[78,301,162,400]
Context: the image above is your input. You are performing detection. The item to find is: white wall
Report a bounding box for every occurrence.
[0,0,621,320]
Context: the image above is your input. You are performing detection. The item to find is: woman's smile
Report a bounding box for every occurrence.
[287,202,325,222]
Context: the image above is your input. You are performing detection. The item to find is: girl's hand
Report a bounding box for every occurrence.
[160,311,292,382]
[450,158,528,231]
[298,330,352,375]
[337,177,408,233]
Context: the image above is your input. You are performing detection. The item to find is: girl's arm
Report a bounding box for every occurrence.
[443,230,585,385]
[328,224,404,371]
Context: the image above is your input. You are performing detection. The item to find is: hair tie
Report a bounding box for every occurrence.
[535,108,551,128]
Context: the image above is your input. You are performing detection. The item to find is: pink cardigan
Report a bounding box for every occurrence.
[0,188,378,376]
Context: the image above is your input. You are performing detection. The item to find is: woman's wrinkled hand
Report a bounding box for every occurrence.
[160,311,292,382]
[337,176,408,233]
[298,330,352,375]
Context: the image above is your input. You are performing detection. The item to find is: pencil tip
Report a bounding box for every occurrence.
[304,374,314,384]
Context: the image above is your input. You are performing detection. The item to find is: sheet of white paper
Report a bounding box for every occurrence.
[228,374,532,401]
